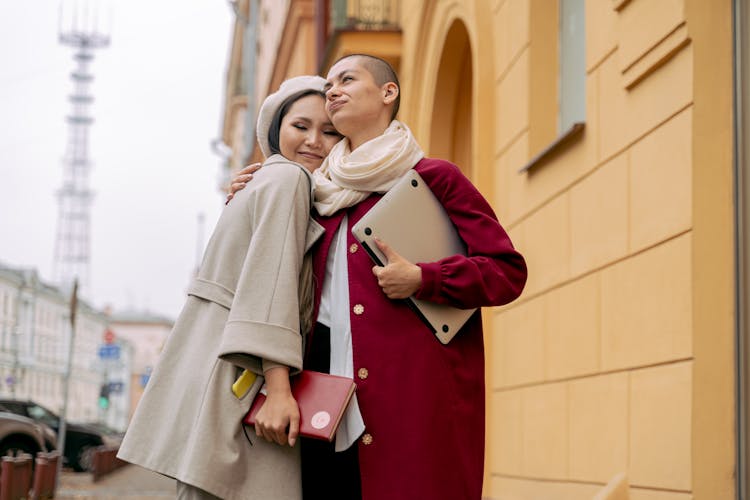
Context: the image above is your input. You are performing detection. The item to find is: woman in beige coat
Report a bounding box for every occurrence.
[117,76,342,500]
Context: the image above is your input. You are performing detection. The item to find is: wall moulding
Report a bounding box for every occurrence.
[621,22,691,90]
[612,0,690,91]
[612,0,631,12]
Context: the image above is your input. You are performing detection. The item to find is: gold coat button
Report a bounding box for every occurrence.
[353,304,364,315]
[362,433,373,445]
[349,243,358,253]
[358,368,369,380]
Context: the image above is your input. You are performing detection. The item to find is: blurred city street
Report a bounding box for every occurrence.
[57,465,175,499]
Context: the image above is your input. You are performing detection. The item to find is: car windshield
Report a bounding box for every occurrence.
[27,404,58,427]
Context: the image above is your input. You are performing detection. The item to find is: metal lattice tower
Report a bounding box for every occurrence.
[53,0,110,295]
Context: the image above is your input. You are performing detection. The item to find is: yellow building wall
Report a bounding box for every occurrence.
[395,0,734,498]
[239,0,735,497]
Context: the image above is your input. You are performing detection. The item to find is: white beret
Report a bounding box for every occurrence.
[256,75,328,158]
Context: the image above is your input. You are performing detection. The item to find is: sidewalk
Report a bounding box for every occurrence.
[57,464,176,499]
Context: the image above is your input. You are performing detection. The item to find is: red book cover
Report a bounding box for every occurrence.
[243,370,356,442]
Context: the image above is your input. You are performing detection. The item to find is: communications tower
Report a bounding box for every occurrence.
[53,0,110,295]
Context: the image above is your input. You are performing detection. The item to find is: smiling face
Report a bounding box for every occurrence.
[324,56,398,150]
[278,94,342,172]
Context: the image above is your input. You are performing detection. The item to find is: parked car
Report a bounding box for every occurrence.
[0,400,105,471]
[0,411,49,458]
[80,421,124,448]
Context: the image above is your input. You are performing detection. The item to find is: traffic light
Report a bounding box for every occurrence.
[98,384,110,409]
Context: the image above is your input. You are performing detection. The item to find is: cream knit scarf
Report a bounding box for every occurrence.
[312,120,424,215]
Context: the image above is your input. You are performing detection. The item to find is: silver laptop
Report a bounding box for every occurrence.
[351,169,477,344]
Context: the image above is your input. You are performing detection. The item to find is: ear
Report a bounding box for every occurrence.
[382,82,399,105]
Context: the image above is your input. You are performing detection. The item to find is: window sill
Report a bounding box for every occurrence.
[517,122,586,174]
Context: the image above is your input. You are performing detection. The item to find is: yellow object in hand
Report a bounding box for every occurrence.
[232,369,257,398]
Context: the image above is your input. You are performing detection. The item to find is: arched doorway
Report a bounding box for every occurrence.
[429,21,472,176]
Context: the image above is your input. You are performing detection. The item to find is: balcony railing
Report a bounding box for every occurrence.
[329,0,400,32]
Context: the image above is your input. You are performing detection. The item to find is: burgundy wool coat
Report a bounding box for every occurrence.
[308,157,527,500]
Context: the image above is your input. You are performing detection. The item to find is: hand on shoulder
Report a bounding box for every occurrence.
[226,162,261,204]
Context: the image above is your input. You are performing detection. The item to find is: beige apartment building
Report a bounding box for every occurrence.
[107,311,172,419]
[220,1,748,498]
[0,264,132,430]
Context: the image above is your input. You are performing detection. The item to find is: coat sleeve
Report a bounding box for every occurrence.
[217,163,311,374]
[413,161,527,309]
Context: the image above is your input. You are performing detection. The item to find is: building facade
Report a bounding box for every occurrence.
[107,310,172,419]
[219,0,318,179]
[0,264,131,431]
[221,1,738,498]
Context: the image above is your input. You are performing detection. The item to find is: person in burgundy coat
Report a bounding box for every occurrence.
[230,54,526,500]
[305,55,526,500]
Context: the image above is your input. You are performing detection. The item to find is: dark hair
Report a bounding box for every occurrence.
[268,89,326,155]
[333,54,400,120]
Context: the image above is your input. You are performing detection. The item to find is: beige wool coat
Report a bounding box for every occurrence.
[118,155,324,500]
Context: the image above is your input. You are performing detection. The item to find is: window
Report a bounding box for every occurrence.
[559,0,586,132]
[520,0,586,173]
[27,403,59,428]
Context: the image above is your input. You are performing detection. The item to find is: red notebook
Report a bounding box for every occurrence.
[243,370,356,442]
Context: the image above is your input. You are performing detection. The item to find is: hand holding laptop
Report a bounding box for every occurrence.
[350,169,478,344]
[370,238,422,299]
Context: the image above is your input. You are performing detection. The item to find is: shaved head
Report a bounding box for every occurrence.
[333,54,400,120]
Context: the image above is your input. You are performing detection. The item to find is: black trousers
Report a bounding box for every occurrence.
[301,323,362,500]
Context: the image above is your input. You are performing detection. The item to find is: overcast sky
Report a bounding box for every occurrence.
[0,1,234,319]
